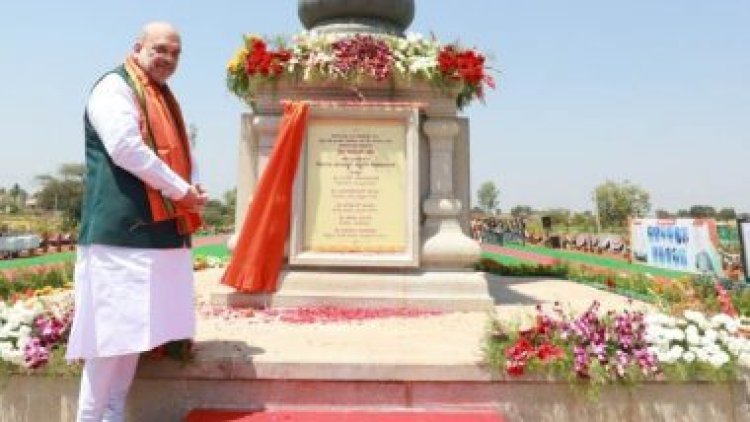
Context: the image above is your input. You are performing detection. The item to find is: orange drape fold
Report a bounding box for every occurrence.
[221,101,310,293]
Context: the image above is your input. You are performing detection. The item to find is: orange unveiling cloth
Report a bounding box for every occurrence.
[124,56,202,235]
[221,102,310,293]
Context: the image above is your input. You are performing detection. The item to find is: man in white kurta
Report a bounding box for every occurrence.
[66,22,207,422]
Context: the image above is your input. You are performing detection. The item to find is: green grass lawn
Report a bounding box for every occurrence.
[500,243,690,278]
[0,239,692,279]
[0,240,231,270]
[480,250,537,266]
[193,243,230,259]
[0,251,76,270]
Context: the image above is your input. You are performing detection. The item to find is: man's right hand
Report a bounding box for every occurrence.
[179,185,209,210]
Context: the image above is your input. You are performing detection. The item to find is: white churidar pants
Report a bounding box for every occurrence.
[76,353,139,422]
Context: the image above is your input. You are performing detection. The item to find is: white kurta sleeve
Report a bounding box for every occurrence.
[86,74,191,201]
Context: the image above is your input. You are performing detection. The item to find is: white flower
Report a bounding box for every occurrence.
[645,313,672,327]
[742,338,750,353]
[708,351,730,368]
[668,345,684,361]
[692,346,709,363]
[408,56,437,74]
[4,314,22,331]
[682,351,696,363]
[645,325,669,344]
[17,325,31,338]
[647,345,663,355]
[645,331,667,346]
[683,310,709,329]
[669,344,684,355]
[16,335,30,350]
[3,328,20,339]
[701,341,720,353]
[405,32,424,43]
[685,325,701,345]
[657,350,678,364]
[733,338,750,354]
[702,329,719,345]
[738,352,750,367]
[725,338,745,356]
[669,328,685,341]
[0,348,24,366]
[710,313,740,333]
[11,305,36,326]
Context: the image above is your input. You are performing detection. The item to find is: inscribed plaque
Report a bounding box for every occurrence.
[304,119,405,253]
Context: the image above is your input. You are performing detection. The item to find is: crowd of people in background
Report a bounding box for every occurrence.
[470,216,632,257]
[471,217,528,246]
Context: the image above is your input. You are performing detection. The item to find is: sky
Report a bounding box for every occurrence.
[0,1,748,213]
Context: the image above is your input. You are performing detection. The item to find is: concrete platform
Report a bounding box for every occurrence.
[210,268,494,311]
[1,272,749,421]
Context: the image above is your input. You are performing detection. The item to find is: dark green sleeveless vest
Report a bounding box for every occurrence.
[78,66,190,249]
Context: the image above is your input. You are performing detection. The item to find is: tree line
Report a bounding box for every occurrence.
[476,179,747,230]
[0,163,236,233]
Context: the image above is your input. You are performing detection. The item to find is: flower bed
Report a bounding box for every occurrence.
[646,310,748,379]
[484,301,750,396]
[476,257,569,278]
[193,255,228,271]
[0,264,77,371]
[0,262,74,302]
[478,253,750,317]
[564,266,750,317]
[226,32,495,109]
[0,291,73,370]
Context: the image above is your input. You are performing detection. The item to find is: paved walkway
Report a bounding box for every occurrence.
[191,268,654,368]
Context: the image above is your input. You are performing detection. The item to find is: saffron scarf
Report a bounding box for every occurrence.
[221,101,310,293]
[124,56,202,235]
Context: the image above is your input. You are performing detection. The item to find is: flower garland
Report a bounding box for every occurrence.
[226,32,495,109]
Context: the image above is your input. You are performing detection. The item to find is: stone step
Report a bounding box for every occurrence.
[206,269,494,311]
[2,361,748,421]
[184,408,505,421]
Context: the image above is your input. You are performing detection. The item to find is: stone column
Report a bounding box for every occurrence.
[254,115,281,186]
[421,117,480,268]
[228,114,280,251]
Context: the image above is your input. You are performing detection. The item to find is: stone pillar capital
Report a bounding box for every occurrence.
[423,118,460,139]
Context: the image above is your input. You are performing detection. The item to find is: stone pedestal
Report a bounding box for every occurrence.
[223,78,491,311]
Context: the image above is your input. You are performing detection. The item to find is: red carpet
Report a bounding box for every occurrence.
[185,409,504,421]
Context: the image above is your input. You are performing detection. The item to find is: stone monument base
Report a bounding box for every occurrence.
[209,268,493,311]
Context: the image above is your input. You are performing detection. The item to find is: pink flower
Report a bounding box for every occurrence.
[332,35,394,81]
[23,338,50,369]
